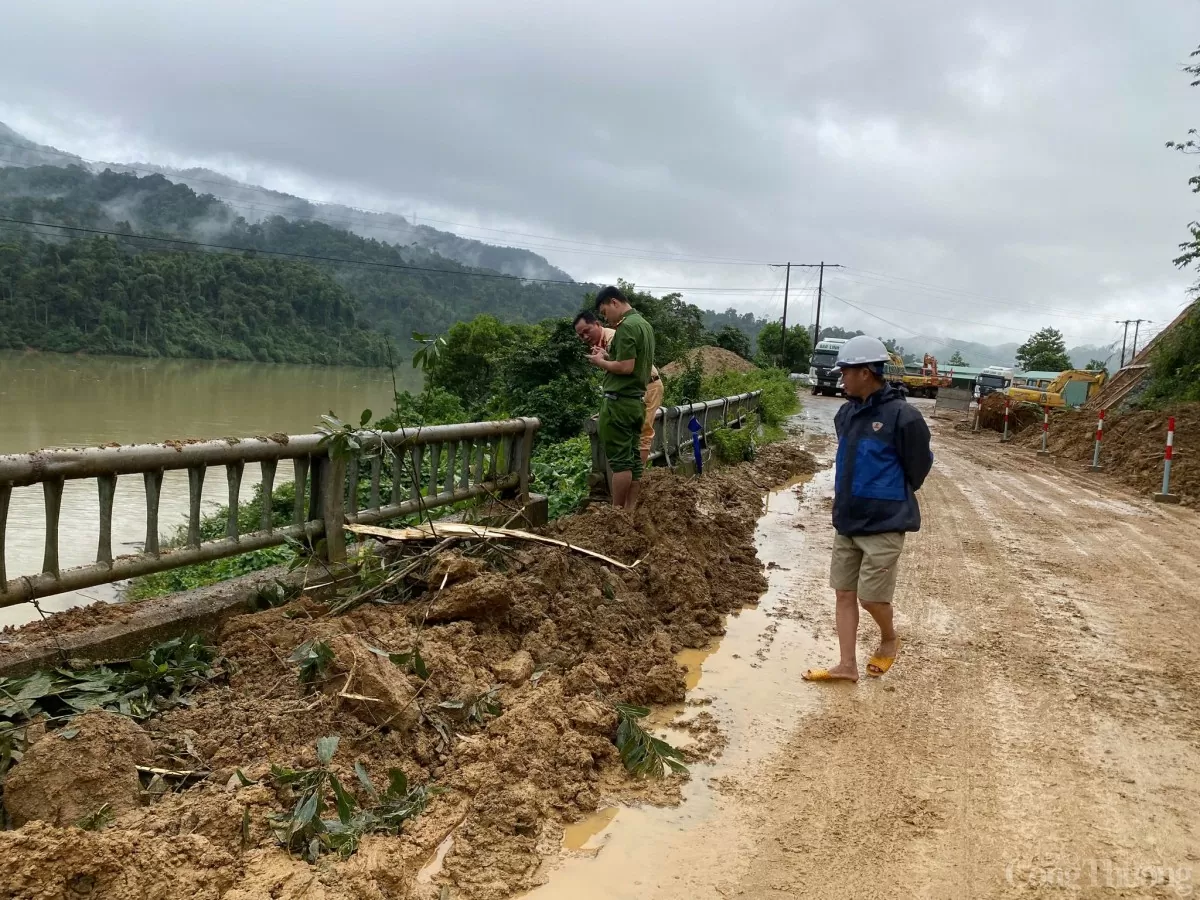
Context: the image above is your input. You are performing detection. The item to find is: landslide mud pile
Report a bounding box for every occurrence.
[660,345,757,377]
[977,393,1043,433]
[0,444,817,900]
[1017,403,1198,503]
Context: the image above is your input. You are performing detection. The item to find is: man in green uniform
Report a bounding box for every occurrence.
[587,285,656,511]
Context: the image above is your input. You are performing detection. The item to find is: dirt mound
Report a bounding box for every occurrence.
[2,821,238,900]
[661,346,756,378]
[0,597,138,641]
[1017,403,1199,503]
[977,393,1044,434]
[0,441,821,900]
[3,709,154,828]
[323,633,422,732]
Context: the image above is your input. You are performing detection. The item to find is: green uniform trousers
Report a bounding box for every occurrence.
[599,395,646,480]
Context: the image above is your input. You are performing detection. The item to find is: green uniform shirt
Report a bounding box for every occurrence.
[602,310,655,396]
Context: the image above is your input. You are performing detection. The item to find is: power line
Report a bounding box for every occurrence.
[1,139,1168,327]
[831,269,1116,323]
[822,295,1049,334]
[769,262,842,360]
[1114,319,1148,367]
[820,291,959,350]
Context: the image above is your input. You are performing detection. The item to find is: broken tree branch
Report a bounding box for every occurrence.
[346,523,642,571]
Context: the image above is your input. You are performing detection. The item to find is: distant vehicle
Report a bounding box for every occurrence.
[1011,371,1060,391]
[976,366,1013,399]
[809,338,849,397]
[1004,369,1107,409]
[885,352,951,399]
[789,372,815,386]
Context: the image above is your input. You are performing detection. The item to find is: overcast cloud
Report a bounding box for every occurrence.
[2,0,1198,353]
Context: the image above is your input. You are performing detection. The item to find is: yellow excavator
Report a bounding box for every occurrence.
[1004,369,1107,408]
[884,352,950,399]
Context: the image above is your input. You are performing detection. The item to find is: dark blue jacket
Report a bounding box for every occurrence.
[833,385,933,536]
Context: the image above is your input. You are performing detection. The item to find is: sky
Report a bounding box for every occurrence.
[1,0,1198,356]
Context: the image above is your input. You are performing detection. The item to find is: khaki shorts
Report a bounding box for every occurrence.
[640,377,664,453]
[829,532,906,603]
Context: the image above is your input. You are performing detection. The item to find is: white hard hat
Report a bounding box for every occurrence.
[832,335,891,369]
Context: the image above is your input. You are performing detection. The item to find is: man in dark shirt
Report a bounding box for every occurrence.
[803,335,933,683]
[586,285,656,511]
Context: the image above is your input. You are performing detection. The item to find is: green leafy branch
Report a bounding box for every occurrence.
[411,331,447,373]
[438,686,502,728]
[0,635,217,781]
[268,736,438,862]
[614,703,688,778]
[289,640,335,689]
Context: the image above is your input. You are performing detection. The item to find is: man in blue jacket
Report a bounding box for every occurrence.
[803,336,933,683]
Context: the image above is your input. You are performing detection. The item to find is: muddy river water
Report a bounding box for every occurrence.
[0,352,404,627]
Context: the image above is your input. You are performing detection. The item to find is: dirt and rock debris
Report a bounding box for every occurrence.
[660,345,757,378]
[1016,402,1198,503]
[0,442,816,900]
[976,392,1044,433]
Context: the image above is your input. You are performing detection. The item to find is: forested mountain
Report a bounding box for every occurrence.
[0,236,388,364]
[108,164,575,281]
[0,165,592,363]
[0,121,572,282]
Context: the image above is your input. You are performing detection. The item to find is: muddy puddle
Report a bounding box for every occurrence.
[523,456,839,898]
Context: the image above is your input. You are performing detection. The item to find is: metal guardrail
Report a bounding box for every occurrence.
[0,418,539,609]
[584,391,762,479]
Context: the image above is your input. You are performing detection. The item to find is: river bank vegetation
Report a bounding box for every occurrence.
[128,282,801,599]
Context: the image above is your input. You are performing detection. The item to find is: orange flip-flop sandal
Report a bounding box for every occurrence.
[866,639,901,677]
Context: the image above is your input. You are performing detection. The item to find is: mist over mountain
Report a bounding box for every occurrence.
[0,122,1127,373]
[0,122,574,283]
[0,161,591,364]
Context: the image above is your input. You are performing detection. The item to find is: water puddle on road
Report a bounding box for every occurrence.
[677,641,721,691]
[562,807,620,852]
[522,463,838,899]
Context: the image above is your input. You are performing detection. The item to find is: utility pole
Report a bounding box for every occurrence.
[1115,319,1148,368]
[1131,319,1146,360]
[769,261,842,368]
[780,262,791,368]
[814,261,826,346]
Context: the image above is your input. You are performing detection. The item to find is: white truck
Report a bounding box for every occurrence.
[975,366,1013,399]
[809,338,849,397]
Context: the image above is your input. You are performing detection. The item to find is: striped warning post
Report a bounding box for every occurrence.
[1089,409,1105,471]
[1154,416,1180,504]
[1000,396,1012,443]
[1038,406,1050,458]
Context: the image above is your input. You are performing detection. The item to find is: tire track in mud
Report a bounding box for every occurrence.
[515,403,1200,899]
[912,430,1200,892]
[545,407,1200,899]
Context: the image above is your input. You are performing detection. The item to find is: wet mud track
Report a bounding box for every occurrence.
[529,397,1200,899]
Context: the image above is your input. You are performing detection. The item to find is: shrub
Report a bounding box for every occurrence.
[530,436,592,519]
[710,426,756,464]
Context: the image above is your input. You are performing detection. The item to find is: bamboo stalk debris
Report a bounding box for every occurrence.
[346,523,642,571]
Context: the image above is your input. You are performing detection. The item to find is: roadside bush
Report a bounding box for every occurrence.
[1140,302,1200,406]
[376,387,469,430]
[663,354,704,406]
[700,368,799,427]
[125,480,299,600]
[530,436,592,519]
[710,426,756,464]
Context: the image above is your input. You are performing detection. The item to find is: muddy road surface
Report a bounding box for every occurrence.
[528,396,1200,899]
